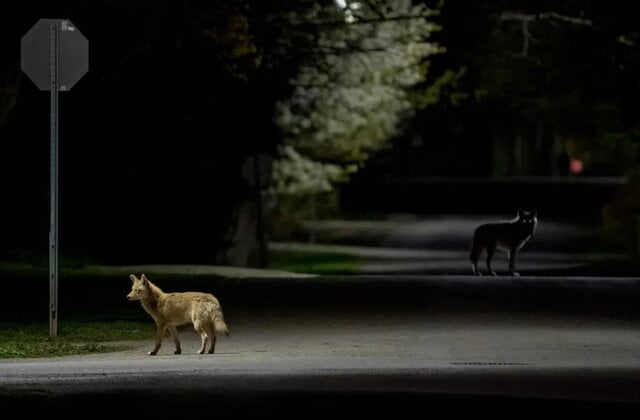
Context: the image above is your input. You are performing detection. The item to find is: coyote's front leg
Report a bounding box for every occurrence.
[149,323,166,356]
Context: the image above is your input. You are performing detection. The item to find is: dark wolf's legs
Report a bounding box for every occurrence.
[168,326,181,354]
[149,323,166,356]
[471,259,480,276]
[508,247,520,276]
[471,252,482,276]
[470,237,483,276]
[486,243,497,276]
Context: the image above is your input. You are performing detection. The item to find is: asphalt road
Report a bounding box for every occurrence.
[2,275,640,415]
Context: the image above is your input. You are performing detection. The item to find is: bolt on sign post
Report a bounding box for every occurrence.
[21,19,88,337]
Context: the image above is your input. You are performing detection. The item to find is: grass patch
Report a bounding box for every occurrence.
[267,249,360,274]
[0,320,151,359]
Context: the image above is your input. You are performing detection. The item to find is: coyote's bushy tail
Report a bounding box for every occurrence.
[213,310,230,336]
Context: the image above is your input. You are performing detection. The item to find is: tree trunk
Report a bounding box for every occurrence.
[215,198,258,267]
[513,127,525,175]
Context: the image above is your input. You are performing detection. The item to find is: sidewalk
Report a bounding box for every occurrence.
[269,241,603,275]
[89,264,316,278]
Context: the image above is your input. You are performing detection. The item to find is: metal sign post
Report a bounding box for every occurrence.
[21,19,88,337]
[49,22,60,337]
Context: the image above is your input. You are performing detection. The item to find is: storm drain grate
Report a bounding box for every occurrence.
[450,362,530,366]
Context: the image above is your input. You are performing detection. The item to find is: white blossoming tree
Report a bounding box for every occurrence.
[271,0,444,196]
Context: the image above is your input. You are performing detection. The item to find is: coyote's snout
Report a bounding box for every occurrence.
[127,274,229,355]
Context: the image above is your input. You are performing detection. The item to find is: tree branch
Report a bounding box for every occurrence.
[356,0,386,20]
[500,11,593,56]
[500,11,592,26]
[292,13,433,29]
[538,12,593,26]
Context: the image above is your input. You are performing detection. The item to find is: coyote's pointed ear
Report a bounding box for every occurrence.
[129,274,138,283]
[141,274,148,283]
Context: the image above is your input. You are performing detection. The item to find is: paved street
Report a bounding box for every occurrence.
[2,275,640,415]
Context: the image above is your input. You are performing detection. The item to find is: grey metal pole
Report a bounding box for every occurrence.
[49,22,59,338]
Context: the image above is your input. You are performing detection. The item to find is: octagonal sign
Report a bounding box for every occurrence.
[21,19,88,91]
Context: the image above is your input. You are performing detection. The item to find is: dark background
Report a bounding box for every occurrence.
[1,0,639,265]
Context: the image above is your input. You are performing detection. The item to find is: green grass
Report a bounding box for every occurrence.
[0,320,152,359]
[267,249,360,274]
[0,262,232,359]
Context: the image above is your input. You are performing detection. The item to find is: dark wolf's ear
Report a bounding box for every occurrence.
[517,208,525,217]
[531,209,538,218]
[129,274,137,284]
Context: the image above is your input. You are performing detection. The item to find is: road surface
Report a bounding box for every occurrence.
[2,275,640,415]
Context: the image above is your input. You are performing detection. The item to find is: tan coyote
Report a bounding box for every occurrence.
[127,274,229,355]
